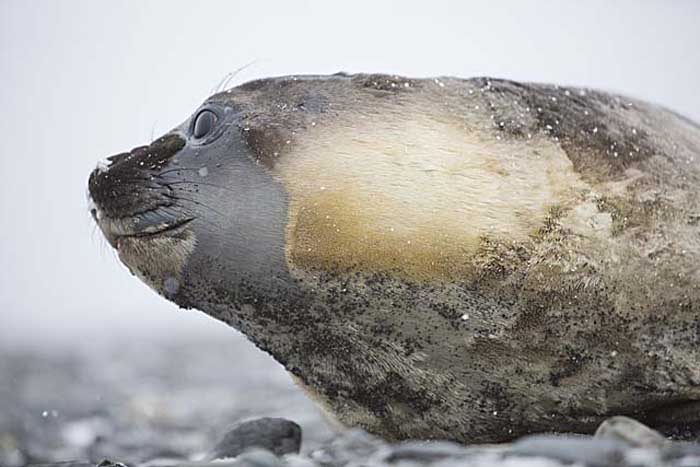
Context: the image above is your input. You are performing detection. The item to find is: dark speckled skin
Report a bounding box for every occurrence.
[88,74,700,443]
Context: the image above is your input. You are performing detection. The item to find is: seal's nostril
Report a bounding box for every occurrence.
[90,208,98,221]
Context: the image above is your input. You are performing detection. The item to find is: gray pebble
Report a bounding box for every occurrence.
[594,416,668,448]
[207,418,301,461]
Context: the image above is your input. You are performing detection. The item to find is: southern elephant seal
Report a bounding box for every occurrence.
[88,73,700,443]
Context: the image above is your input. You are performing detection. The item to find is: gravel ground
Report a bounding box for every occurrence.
[1,336,699,467]
[0,335,332,465]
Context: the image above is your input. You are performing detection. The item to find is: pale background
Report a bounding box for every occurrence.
[2,0,700,348]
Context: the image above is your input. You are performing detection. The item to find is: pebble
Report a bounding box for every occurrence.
[594,415,668,448]
[207,418,301,461]
[21,421,700,467]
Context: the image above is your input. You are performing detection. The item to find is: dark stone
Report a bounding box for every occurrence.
[96,461,128,467]
[207,418,301,460]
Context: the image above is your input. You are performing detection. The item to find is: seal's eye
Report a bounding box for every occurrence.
[192,110,217,139]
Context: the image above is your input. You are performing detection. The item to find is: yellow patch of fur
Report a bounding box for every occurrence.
[273,112,588,280]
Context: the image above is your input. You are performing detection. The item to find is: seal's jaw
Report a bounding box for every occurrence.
[112,226,197,298]
[89,204,197,297]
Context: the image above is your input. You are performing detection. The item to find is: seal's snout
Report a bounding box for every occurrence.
[88,134,185,218]
[88,133,190,248]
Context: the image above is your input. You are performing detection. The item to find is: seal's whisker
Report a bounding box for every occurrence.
[91,224,112,260]
[118,176,157,184]
[160,205,222,231]
[163,193,227,217]
[160,180,239,194]
[150,120,158,144]
[210,61,258,96]
[222,61,257,92]
[212,72,231,95]
[155,167,204,177]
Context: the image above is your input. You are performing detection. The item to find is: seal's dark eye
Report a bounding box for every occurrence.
[193,110,217,139]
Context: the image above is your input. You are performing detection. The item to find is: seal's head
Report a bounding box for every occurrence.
[88,98,289,304]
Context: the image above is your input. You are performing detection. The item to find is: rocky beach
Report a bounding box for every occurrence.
[2,336,699,467]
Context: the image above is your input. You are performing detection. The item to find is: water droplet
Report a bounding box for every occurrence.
[198,167,209,177]
[164,277,179,296]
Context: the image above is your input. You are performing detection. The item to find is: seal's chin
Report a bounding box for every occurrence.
[89,203,197,298]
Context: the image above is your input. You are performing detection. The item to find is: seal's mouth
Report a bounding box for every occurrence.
[90,203,193,249]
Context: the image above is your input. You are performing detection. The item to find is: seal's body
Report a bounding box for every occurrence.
[88,74,700,443]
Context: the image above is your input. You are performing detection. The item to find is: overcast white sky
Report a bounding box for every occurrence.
[1,0,699,347]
